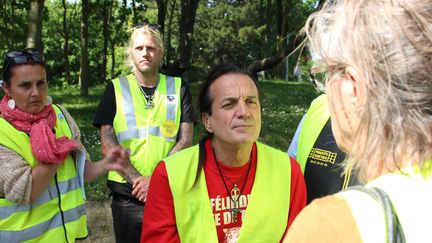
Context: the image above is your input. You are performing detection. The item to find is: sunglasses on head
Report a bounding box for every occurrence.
[3,48,45,72]
[134,22,162,33]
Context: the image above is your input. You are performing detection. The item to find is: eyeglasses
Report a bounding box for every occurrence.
[134,23,162,33]
[3,48,45,73]
[309,63,346,91]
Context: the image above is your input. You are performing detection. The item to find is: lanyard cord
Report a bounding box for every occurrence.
[212,146,252,204]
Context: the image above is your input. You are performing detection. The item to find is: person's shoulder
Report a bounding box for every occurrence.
[110,74,134,84]
[54,104,70,118]
[160,73,189,84]
[256,142,289,157]
[284,195,359,243]
[164,143,199,163]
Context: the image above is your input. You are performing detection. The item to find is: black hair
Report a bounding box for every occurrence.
[2,48,46,84]
[197,63,259,116]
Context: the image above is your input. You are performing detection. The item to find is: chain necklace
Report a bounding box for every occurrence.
[138,85,155,109]
[212,147,252,223]
[135,76,158,109]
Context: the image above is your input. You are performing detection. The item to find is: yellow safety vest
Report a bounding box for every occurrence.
[338,163,432,243]
[297,94,330,172]
[0,105,87,243]
[110,73,182,182]
[164,142,291,242]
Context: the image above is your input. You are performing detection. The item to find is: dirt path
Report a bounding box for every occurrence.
[81,200,115,243]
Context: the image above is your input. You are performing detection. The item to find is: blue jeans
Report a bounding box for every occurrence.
[111,193,144,243]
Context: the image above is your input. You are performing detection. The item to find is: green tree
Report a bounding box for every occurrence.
[26,0,45,49]
[249,0,326,76]
[80,0,89,96]
[0,1,28,54]
[191,1,268,79]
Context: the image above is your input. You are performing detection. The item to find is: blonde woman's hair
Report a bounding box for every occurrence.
[127,24,164,72]
[305,0,432,182]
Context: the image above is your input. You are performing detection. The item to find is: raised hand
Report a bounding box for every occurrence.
[103,146,131,172]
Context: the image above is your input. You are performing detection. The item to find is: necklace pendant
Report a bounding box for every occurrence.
[145,97,155,109]
[232,207,239,223]
[231,184,240,202]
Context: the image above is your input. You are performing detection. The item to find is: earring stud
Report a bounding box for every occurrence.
[7,98,15,109]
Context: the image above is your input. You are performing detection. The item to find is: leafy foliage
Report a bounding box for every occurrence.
[1,0,319,87]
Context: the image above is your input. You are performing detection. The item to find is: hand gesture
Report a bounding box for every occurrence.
[132,176,151,202]
[103,146,131,172]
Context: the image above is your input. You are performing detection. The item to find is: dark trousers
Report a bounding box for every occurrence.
[111,193,144,243]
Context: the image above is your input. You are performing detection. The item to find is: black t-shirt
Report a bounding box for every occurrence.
[93,75,195,197]
[303,119,359,204]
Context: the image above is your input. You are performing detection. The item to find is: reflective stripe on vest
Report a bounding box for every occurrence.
[110,74,182,180]
[297,94,330,172]
[164,142,291,242]
[116,75,177,143]
[0,105,87,242]
[0,204,86,243]
[0,175,80,219]
[338,164,432,243]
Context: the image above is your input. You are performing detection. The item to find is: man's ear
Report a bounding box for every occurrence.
[201,113,213,133]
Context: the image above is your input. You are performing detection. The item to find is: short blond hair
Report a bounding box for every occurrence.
[127,25,164,72]
[305,0,432,182]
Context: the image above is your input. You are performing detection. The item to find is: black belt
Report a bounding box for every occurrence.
[111,192,144,205]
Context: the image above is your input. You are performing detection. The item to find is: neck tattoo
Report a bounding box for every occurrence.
[212,147,252,224]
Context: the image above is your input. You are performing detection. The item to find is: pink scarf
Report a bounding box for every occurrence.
[0,96,77,164]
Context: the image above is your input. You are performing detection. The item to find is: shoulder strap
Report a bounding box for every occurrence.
[349,186,405,243]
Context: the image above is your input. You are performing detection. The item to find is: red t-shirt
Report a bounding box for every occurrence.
[141,139,306,242]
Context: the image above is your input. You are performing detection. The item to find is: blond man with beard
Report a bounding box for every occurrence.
[93,24,194,242]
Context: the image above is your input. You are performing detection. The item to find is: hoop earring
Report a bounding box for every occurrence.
[7,98,15,109]
[45,96,53,106]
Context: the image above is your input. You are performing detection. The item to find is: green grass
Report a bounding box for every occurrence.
[50,80,319,200]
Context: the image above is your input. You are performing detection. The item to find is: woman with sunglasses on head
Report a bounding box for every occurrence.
[0,48,133,242]
[284,0,432,242]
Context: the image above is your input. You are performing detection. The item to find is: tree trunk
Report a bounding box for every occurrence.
[101,0,111,83]
[165,0,199,75]
[248,35,304,75]
[156,0,167,33]
[62,0,70,84]
[131,0,137,23]
[109,0,128,79]
[265,0,272,56]
[178,0,199,71]
[1,0,12,48]
[248,0,325,77]
[26,0,45,49]
[273,0,287,77]
[80,0,89,96]
[163,0,176,71]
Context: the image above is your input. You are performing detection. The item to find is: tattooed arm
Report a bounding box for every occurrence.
[100,124,143,184]
[100,125,120,155]
[168,122,193,156]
